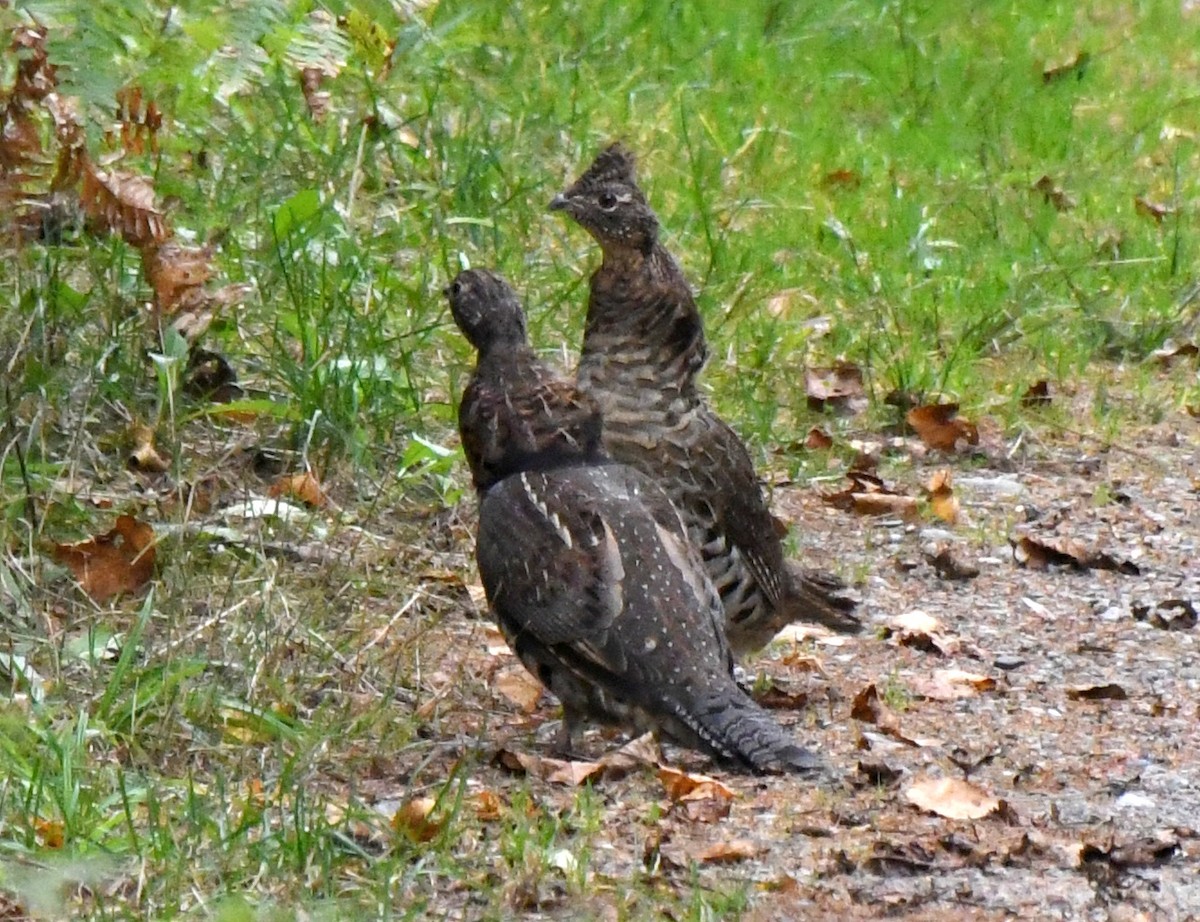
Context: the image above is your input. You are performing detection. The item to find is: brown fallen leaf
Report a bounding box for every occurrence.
[856,760,904,787]
[905,776,1001,820]
[1032,175,1076,212]
[906,402,979,452]
[822,168,862,189]
[1134,195,1174,225]
[658,766,736,804]
[52,515,156,602]
[493,749,605,786]
[1065,683,1127,701]
[391,796,442,842]
[924,545,980,581]
[495,667,544,713]
[695,838,762,864]
[268,471,328,508]
[597,732,660,777]
[1042,50,1091,83]
[823,471,919,521]
[849,683,920,746]
[804,426,833,450]
[910,669,996,701]
[1150,340,1199,366]
[1132,598,1197,631]
[1012,535,1140,575]
[127,423,171,473]
[471,790,503,821]
[1021,379,1052,407]
[751,681,810,711]
[884,610,960,656]
[1081,830,1180,869]
[35,817,65,849]
[805,362,866,416]
[927,469,959,525]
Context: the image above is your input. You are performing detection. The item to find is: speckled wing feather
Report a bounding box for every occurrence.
[477,464,822,774]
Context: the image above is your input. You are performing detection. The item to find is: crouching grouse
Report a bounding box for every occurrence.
[550,143,861,656]
[446,268,823,774]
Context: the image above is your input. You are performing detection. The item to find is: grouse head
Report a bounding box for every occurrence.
[549,142,660,256]
[444,268,528,353]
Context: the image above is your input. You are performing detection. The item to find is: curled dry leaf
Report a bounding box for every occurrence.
[1132,598,1197,631]
[1021,379,1052,407]
[52,514,156,602]
[1011,535,1140,575]
[805,426,833,450]
[910,669,996,702]
[927,469,959,525]
[822,168,862,189]
[849,683,919,747]
[905,776,1002,820]
[80,159,168,246]
[391,796,442,842]
[1042,50,1091,83]
[884,610,960,656]
[924,545,980,581]
[493,749,604,786]
[1134,195,1173,224]
[268,471,328,508]
[906,402,979,452]
[1150,340,1199,366]
[142,241,214,313]
[128,423,171,473]
[597,732,660,777]
[805,362,866,416]
[823,471,919,521]
[657,766,736,805]
[1032,175,1076,212]
[1065,683,1127,701]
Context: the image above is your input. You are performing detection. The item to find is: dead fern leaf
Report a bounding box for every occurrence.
[80,158,168,245]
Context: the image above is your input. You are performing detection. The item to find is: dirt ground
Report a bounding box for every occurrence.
[392,417,1200,921]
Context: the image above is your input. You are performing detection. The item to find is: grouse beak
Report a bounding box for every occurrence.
[548,193,570,212]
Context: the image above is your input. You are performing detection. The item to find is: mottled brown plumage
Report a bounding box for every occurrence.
[550,143,861,655]
[446,268,823,774]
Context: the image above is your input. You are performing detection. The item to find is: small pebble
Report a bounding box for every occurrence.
[994,654,1026,671]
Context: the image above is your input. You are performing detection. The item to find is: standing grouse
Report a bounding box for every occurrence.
[446,267,823,774]
[549,143,861,656]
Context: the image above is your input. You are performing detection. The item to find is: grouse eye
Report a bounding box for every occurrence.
[447,280,463,299]
[598,191,619,210]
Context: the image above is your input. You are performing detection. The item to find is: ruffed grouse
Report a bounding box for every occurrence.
[446,268,823,774]
[550,143,861,656]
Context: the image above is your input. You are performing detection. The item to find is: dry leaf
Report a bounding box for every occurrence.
[471,790,503,821]
[1032,175,1076,211]
[493,749,604,786]
[268,471,328,508]
[1012,535,1140,575]
[657,766,736,804]
[495,668,544,713]
[35,817,65,849]
[142,241,215,313]
[299,67,331,121]
[80,159,168,246]
[906,402,979,452]
[597,732,660,776]
[127,423,171,473]
[695,839,762,864]
[1042,50,1091,83]
[1021,380,1052,407]
[52,515,156,602]
[849,683,919,746]
[824,471,919,521]
[927,469,959,525]
[924,545,980,581]
[805,362,866,415]
[392,797,442,842]
[1134,195,1173,224]
[1065,683,1127,701]
[884,610,960,655]
[1150,340,1199,366]
[822,168,862,189]
[905,776,1001,820]
[1132,598,1197,631]
[804,426,833,450]
[910,669,996,701]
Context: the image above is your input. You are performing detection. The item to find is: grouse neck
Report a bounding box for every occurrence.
[580,244,707,399]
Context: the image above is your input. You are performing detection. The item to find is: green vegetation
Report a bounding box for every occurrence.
[1,0,1197,917]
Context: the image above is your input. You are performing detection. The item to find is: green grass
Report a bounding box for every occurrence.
[2,0,1199,917]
